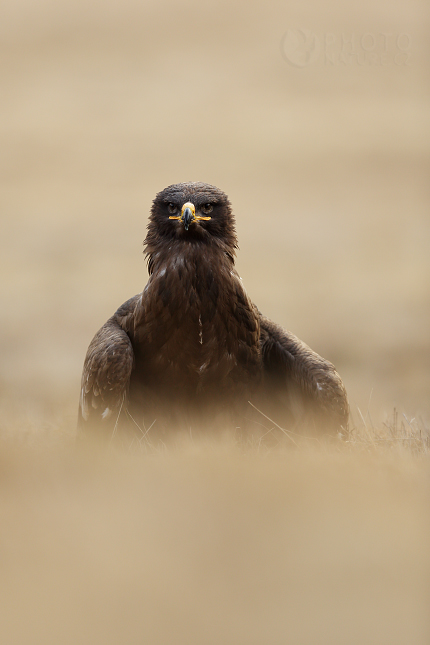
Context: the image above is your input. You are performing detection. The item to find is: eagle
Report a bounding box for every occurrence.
[78,182,348,443]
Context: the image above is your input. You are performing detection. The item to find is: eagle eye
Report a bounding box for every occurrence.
[167,203,178,214]
[201,203,213,215]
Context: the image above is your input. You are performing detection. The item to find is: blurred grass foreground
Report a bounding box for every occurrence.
[0,423,429,645]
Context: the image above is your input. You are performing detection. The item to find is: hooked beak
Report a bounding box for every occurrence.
[182,204,194,231]
[169,201,211,231]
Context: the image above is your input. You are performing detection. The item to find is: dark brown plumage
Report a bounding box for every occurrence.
[78,182,348,442]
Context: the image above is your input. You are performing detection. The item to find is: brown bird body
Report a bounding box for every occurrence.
[78,182,348,441]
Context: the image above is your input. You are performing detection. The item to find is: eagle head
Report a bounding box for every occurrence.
[145,182,238,252]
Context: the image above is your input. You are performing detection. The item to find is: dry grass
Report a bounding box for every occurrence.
[0,417,429,645]
[348,407,430,455]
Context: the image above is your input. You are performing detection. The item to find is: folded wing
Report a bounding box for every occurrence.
[259,314,349,432]
[78,299,137,439]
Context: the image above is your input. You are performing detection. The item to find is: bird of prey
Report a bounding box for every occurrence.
[78,182,348,443]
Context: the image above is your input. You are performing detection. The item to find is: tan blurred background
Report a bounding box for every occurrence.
[1,0,429,429]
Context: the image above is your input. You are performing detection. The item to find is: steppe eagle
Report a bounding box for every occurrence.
[78,182,348,441]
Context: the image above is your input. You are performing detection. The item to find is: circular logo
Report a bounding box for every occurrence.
[281,29,320,67]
